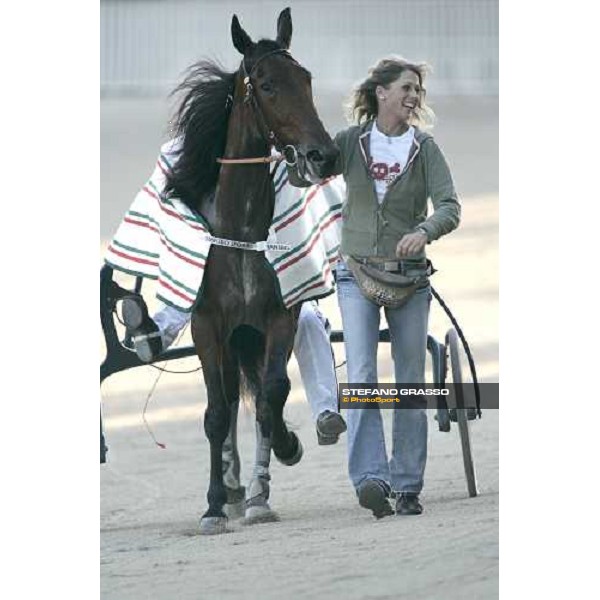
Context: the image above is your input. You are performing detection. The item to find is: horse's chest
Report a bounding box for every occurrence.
[208,250,277,312]
[240,259,264,304]
[243,252,279,304]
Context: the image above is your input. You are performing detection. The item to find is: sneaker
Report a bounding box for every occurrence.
[357,479,394,519]
[121,295,163,363]
[395,493,423,516]
[316,410,347,445]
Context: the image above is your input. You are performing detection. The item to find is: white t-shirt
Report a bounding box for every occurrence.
[369,122,415,203]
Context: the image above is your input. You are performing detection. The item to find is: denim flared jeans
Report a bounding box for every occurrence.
[336,261,431,494]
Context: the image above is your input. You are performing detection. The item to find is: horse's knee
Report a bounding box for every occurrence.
[204,404,230,444]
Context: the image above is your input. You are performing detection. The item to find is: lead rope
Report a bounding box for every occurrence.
[142,368,167,450]
[430,285,482,418]
[142,322,194,449]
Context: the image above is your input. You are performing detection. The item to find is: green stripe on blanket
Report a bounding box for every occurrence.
[271,203,342,267]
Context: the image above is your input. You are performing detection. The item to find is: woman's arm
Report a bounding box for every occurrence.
[418,139,461,242]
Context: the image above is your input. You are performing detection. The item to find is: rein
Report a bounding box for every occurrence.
[216,145,298,166]
[217,155,281,165]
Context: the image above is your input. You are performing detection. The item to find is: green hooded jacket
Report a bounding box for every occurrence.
[333,120,461,260]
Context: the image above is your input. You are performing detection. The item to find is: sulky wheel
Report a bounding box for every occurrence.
[446,328,478,498]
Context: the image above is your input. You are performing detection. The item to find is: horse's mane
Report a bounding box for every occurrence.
[165,60,237,212]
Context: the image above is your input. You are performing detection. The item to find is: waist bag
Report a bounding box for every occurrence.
[344,255,434,308]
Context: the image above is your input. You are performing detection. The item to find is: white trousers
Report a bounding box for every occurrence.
[152,301,338,421]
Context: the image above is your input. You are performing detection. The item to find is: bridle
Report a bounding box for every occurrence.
[216,49,302,173]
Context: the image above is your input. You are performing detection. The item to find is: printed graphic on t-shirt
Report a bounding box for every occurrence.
[369,123,415,203]
[369,160,402,185]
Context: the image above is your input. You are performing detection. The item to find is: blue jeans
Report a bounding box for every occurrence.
[336,261,431,494]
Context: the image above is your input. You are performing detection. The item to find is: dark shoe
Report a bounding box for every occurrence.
[121,296,163,363]
[357,479,394,519]
[316,410,347,445]
[395,493,423,516]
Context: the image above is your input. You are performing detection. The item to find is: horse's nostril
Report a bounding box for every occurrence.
[306,149,324,164]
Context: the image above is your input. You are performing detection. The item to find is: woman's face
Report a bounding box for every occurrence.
[376,70,422,126]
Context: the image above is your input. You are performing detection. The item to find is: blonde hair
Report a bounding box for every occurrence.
[346,56,435,129]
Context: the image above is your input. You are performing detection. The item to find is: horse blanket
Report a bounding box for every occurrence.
[105,139,344,311]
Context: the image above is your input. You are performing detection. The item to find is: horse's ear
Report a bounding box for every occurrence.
[276,7,292,49]
[231,15,254,55]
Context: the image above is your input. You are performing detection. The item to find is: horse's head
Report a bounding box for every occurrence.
[230,8,339,184]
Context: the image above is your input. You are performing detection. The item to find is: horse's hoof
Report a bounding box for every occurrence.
[243,504,280,525]
[223,500,245,520]
[199,516,229,535]
[275,432,303,466]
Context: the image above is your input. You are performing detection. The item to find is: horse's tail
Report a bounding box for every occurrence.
[230,326,264,411]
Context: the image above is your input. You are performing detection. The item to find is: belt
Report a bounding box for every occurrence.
[353,257,429,274]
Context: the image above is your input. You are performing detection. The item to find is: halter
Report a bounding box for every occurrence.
[216,49,301,171]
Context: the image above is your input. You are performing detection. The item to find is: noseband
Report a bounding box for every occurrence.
[216,49,303,174]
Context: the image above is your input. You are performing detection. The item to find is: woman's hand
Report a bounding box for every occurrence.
[396,231,428,258]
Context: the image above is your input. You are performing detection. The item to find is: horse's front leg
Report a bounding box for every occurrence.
[244,420,279,524]
[199,375,230,534]
[222,398,246,519]
[193,321,232,535]
[265,311,303,467]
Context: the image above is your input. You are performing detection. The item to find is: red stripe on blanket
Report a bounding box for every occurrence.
[275,212,341,273]
[286,279,330,307]
[142,184,161,201]
[274,186,321,232]
[273,176,336,233]
[107,245,159,267]
[158,278,196,303]
[142,186,207,232]
[158,238,206,269]
[124,216,160,233]
[122,216,205,268]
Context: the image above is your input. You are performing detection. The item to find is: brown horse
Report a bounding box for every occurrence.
[165,8,338,534]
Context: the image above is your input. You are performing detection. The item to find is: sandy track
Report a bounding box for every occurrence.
[101,386,498,599]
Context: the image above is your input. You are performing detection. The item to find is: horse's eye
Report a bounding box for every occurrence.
[260,82,274,93]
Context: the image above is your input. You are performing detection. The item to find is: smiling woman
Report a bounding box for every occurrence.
[333,54,461,519]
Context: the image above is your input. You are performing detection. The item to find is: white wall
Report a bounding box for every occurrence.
[101,0,498,96]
